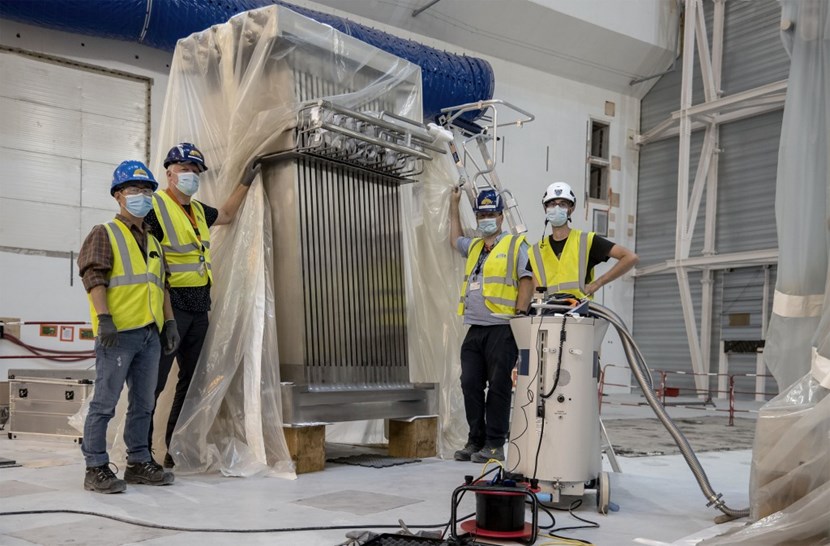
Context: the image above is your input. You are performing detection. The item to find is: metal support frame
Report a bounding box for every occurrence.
[635,0,781,395]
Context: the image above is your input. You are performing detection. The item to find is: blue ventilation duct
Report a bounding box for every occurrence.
[0,0,494,120]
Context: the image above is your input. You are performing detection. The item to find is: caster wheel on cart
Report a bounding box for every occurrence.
[597,471,610,514]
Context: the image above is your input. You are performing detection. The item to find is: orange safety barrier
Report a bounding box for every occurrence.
[597,366,775,426]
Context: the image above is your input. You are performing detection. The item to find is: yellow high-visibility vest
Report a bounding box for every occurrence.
[152,191,213,288]
[529,229,595,299]
[88,219,166,335]
[458,234,526,315]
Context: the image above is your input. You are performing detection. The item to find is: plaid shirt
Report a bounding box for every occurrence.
[78,214,171,292]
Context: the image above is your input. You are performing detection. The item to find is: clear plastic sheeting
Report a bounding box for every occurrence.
[153,5,432,477]
[700,375,830,545]
[764,0,830,391]
[401,150,471,457]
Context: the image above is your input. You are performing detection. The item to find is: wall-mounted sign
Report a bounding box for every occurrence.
[59,325,74,342]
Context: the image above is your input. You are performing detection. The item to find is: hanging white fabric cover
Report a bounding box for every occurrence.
[765,0,830,391]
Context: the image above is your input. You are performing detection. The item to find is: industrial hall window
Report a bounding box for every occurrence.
[587,119,610,202]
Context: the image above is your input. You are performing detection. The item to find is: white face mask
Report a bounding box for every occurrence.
[478,218,499,236]
[124,193,153,218]
[176,172,200,196]
[546,205,569,227]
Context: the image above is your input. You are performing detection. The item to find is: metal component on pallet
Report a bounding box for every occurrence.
[256,64,442,424]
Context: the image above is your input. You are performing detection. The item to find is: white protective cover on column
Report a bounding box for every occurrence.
[764,0,830,390]
[702,2,830,542]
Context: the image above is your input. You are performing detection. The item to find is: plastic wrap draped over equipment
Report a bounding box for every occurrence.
[144,5,473,476]
[702,0,830,543]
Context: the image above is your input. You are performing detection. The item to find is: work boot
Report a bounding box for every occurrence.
[453,443,483,461]
[84,463,126,494]
[124,460,175,485]
[471,445,504,463]
[163,453,175,469]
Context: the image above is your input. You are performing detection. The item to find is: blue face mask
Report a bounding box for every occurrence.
[176,172,200,196]
[546,206,569,227]
[124,193,153,218]
[478,218,499,236]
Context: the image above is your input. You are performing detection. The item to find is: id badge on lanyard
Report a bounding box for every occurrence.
[198,254,206,276]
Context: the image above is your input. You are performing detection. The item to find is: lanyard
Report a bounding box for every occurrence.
[165,188,202,242]
[473,242,494,276]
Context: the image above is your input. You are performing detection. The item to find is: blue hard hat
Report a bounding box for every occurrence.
[111,160,158,195]
[163,142,208,172]
[475,189,503,213]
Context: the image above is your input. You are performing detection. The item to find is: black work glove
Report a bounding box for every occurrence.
[97,314,118,348]
[241,160,261,187]
[161,319,180,355]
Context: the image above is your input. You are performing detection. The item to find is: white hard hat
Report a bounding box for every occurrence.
[543,181,576,205]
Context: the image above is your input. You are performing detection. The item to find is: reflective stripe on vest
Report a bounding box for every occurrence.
[152,191,213,288]
[457,234,526,315]
[529,230,594,299]
[88,220,166,335]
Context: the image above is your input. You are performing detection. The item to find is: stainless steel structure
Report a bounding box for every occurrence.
[262,48,443,424]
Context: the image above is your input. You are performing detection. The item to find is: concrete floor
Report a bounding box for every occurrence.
[0,397,761,546]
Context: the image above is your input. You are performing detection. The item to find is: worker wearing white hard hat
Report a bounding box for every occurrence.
[529,181,638,299]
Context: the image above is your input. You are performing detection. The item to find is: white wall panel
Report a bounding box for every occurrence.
[80,207,119,242]
[80,160,120,209]
[81,112,146,164]
[0,96,82,158]
[0,199,81,251]
[0,147,81,205]
[82,71,148,122]
[0,52,83,109]
[0,48,150,255]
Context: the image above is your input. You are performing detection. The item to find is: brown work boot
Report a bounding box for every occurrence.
[84,463,126,494]
[471,445,505,463]
[124,460,174,485]
[454,443,484,461]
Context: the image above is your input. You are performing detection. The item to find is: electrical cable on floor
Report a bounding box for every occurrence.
[0,509,454,535]
[547,499,599,533]
[539,534,594,545]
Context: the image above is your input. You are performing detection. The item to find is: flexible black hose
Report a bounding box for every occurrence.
[588,301,749,519]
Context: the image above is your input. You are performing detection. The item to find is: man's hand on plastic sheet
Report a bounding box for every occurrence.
[241,160,261,187]
[97,314,118,348]
[162,319,180,355]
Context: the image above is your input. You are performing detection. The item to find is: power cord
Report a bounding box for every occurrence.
[508,317,543,474]
[0,509,452,535]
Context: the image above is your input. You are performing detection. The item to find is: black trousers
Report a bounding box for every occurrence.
[459,324,518,448]
[149,307,209,451]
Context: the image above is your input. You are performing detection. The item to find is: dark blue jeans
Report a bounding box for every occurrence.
[460,324,518,448]
[82,325,160,467]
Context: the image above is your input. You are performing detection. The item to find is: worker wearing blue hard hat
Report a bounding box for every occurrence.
[143,142,259,468]
[77,160,181,493]
[449,186,534,463]
[529,181,638,299]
